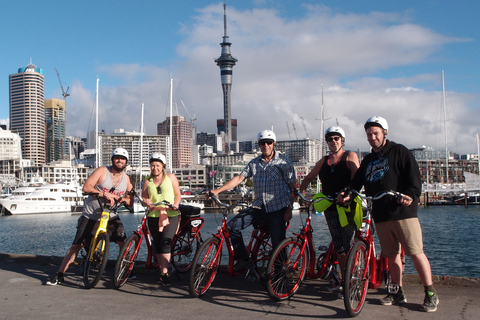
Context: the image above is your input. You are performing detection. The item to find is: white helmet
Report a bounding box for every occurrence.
[257,130,276,142]
[364,116,388,131]
[111,148,129,161]
[325,126,345,139]
[149,153,166,164]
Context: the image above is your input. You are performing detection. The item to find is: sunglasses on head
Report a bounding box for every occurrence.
[327,136,341,142]
[259,140,274,146]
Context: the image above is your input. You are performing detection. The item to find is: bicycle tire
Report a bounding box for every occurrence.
[83,233,110,289]
[344,240,369,317]
[250,231,271,279]
[189,237,221,298]
[171,231,203,273]
[266,237,307,301]
[113,233,141,288]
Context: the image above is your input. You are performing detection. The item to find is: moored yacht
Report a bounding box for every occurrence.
[0,182,84,215]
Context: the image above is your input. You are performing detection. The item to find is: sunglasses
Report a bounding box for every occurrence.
[157,186,162,194]
[327,136,341,142]
[259,140,274,146]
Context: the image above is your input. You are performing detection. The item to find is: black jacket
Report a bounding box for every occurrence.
[351,140,421,223]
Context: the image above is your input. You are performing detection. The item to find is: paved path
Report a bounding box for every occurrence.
[1,253,479,319]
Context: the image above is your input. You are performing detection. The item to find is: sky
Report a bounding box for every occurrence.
[0,0,479,155]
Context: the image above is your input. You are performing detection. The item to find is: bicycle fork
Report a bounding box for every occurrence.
[88,211,109,262]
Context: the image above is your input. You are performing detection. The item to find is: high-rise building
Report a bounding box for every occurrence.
[215,3,237,148]
[157,116,193,168]
[9,63,46,166]
[45,98,67,162]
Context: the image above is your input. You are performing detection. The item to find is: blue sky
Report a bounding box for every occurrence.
[0,0,479,154]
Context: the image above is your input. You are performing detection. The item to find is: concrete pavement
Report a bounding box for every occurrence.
[1,253,479,319]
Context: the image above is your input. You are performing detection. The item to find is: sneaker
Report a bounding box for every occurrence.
[157,273,171,286]
[233,258,253,272]
[422,292,439,312]
[128,272,137,280]
[46,272,64,286]
[380,292,407,306]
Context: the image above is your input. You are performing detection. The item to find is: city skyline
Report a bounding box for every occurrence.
[0,1,479,154]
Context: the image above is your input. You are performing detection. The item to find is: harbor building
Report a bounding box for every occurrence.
[157,116,194,168]
[45,98,67,162]
[9,63,46,166]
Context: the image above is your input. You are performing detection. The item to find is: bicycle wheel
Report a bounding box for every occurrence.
[266,237,308,301]
[83,233,110,289]
[171,231,203,273]
[189,237,221,298]
[113,233,140,288]
[344,241,369,317]
[250,231,271,279]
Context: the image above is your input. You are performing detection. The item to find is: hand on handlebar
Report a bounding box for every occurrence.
[396,193,413,207]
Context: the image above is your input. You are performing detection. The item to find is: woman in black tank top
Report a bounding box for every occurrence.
[299,126,360,292]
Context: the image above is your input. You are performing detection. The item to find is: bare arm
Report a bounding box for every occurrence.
[346,151,360,179]
[210,174,246,196]
[167,173,182,209]
[299,157,325,193]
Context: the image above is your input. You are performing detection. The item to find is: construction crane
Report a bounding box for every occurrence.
[292,123,299,140]
[300,117,310,138]
[55,68,70,100]
[286,121,291,139]
[180,100,197,123]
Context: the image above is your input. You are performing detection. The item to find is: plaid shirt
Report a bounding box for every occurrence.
[241,151,296,213]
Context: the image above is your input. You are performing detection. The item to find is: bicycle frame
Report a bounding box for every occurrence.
[87,209,110,263]
[295,191,340,281]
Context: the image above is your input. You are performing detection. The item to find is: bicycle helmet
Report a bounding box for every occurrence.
[257,130,276,142]
[111,148,129,161]
[325,126,345,139]
[364,116,388,131]
[149,153,166,164]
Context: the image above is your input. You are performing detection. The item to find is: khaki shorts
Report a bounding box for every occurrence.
[375,218,424,257]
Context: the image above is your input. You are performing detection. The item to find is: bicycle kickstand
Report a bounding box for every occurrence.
[244,266,261,282]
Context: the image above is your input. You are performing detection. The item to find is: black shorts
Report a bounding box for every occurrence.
[72,216,126,245]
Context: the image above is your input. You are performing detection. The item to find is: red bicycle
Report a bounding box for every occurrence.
[188,193,278,298]
[343,189,407,317]
[113,192,204,288]
[266,189,341,301]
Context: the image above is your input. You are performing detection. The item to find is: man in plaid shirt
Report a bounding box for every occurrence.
[210,130,296,272]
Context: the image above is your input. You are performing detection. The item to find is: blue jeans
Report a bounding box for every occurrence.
[227,206,287,261]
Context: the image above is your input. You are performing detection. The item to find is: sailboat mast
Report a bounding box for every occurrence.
[140,103,144,184]
[95,77,99,169]
[442,71,449,185]
[168,77,173,171]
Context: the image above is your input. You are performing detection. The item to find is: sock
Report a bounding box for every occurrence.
[425,285,436,295]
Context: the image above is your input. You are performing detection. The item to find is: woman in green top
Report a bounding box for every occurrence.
[141,153,181,286]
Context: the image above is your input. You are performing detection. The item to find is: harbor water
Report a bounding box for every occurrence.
[1,205,479,278]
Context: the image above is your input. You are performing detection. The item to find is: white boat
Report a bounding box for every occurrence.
[0,182,84,215]
[181,195,205,210]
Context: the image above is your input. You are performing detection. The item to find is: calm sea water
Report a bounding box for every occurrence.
[1,206,479,278]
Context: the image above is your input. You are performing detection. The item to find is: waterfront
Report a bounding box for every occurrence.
[1,205,479,278]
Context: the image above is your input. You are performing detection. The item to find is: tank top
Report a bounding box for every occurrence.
[146,173,179,218]
[318,151,351,197]
[83,166,128,220]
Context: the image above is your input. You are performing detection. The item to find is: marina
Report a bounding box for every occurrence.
[1,205,479,279]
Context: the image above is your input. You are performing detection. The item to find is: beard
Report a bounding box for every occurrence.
[112,161,126,172]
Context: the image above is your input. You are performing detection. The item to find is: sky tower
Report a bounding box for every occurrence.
[215,2,237,148]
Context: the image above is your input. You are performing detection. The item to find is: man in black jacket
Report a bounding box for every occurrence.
[339,116,438,312]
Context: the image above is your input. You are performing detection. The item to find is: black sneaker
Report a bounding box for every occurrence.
[233,258,253,272]
[46,272,64,286]
[380,292,407,305]
[157,273,171,286]
[422,292,439,312]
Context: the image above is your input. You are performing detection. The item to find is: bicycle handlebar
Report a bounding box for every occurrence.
[128,190,178,211]
[349,189,413,202]
[206,190,248,211]
[83,192,126,211]
[294,188,335,203]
